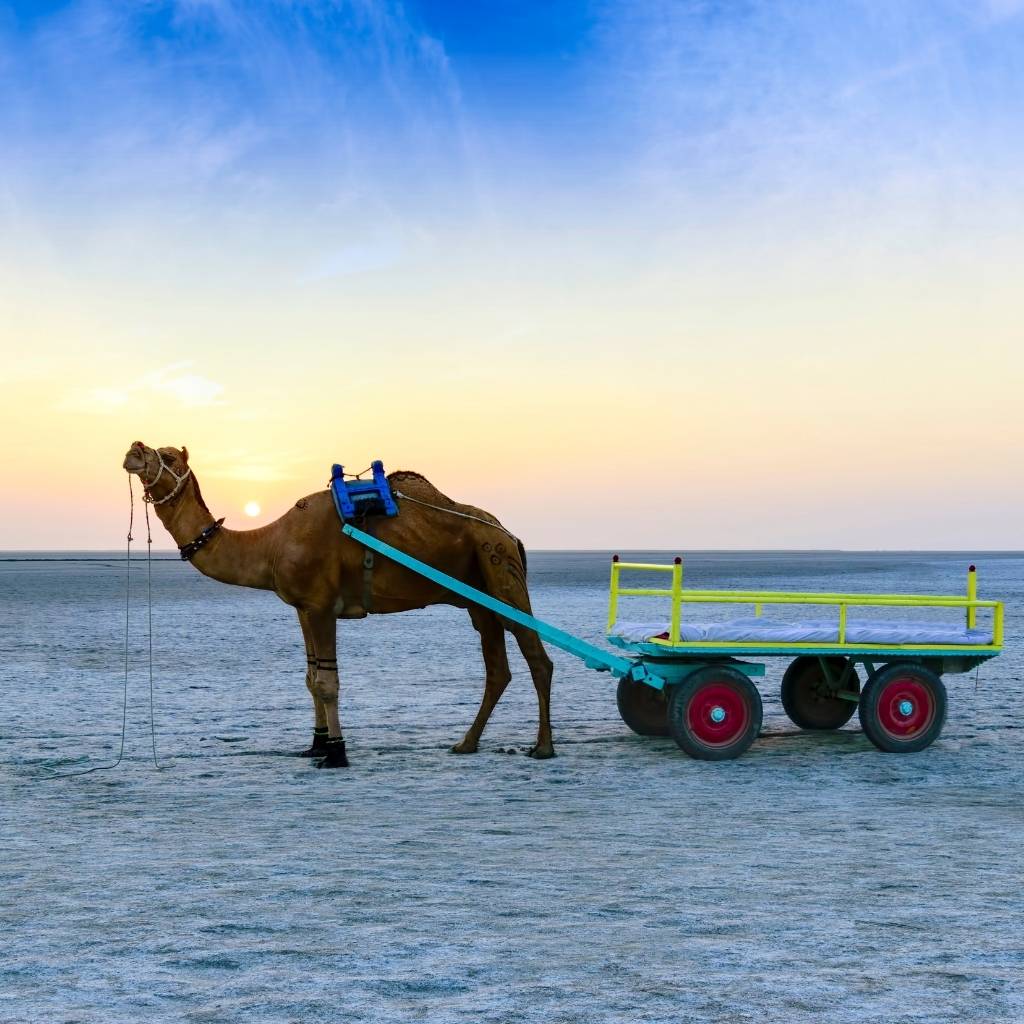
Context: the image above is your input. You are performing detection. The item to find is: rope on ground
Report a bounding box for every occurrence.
[40,477,136,779]
[41,475,169,779]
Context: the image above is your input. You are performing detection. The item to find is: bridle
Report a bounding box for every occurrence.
[134,443,192,506]
[130,442,225,560]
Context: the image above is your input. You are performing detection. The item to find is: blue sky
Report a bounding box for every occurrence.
[4,0,1023,246]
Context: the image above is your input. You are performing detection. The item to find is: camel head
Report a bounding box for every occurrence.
[123,441,193,505]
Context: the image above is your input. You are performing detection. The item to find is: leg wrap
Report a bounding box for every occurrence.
[317,737,349,769]
[297,726,330,758]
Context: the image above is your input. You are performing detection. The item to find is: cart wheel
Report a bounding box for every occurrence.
[780,656,859,730]
[859,664,947,753]
[667,667,763,760]
[616,677,670,736]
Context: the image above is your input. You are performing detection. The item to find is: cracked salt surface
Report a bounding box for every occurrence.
[1,551,1022,1023]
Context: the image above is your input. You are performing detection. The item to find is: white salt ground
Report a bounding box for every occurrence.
[1,551,1022,1023]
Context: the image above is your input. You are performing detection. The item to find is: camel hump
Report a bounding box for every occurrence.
[386,470,462,511]
[387,470,450,499]
[387,468,528,580]
[388,470,506,530]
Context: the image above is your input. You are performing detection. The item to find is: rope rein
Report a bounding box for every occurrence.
[393,490,521,545]
[144,500,167,769]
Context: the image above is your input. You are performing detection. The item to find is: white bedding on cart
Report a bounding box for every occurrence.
[611,617,993,646]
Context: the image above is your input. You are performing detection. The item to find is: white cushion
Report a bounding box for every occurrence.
[611,617,992,646]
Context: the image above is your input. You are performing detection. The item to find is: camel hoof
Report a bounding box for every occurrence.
[316,739,349,769]
[527,744,556,760]
[450,741,478,755]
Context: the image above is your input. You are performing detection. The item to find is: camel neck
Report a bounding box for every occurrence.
[154,478,276,591]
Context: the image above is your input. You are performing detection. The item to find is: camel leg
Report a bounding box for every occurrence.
[452,607,512,755]
[470,536,555,759]
[306,609,349,769]
[296,610,329,757]
[508,623,555,759]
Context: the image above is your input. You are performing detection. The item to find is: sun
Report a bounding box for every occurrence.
[244,501,261,518]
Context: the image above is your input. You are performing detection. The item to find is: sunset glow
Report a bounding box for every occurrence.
[2,2,1022,549]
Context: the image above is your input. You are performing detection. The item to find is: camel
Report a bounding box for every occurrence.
[121,442,553,768]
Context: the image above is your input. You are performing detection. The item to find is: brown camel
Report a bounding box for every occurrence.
[122,442,554,768]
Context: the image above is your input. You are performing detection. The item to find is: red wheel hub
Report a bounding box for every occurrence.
[686,682,750,747]
[876,677,935,738]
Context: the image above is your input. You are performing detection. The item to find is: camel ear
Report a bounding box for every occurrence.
[181,446,189,463]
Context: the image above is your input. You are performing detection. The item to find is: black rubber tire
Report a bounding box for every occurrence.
[616,677,670,736]
[780,656,859,730]
[667,666,763,761]
[859,663,947,753]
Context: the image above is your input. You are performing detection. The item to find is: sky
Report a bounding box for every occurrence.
[1,0,1022,549]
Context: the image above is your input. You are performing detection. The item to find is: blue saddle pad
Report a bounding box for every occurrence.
[330,460,399,522]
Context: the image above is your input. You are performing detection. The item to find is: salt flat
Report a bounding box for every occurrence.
[2,552,1022,1023]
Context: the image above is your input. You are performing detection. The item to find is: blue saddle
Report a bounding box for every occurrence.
[330,460,399,523]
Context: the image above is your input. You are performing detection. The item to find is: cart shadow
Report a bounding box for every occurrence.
[754,727,865,754]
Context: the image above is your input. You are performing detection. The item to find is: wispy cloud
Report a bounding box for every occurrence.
[590,0,1024,244]
[301,231,406,282]
[199,446,320,484]
[63,362,225,413]
[0,0,480,281]
[985,0,1024,21]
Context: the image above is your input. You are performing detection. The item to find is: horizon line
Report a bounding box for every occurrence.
[2,549,1022,560]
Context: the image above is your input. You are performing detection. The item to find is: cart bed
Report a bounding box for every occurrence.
[610,617,994,647]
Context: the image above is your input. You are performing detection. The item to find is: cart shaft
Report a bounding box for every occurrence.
[342,523,665,689]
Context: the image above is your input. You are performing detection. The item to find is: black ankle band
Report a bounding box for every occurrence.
[326,737,345,745]
[313,727,329,736]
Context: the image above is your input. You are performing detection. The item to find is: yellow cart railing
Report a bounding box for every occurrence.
[606,558,1004,654]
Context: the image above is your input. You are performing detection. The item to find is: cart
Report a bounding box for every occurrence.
[342,523,1003,760]
[604,556,1003,759]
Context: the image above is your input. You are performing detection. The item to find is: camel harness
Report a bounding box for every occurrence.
[136,443,192,506]
[329,461,400,615]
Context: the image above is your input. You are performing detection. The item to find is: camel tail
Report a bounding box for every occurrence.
[517,537,528,574]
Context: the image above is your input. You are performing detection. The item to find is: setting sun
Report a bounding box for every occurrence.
[243,501,261,518]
